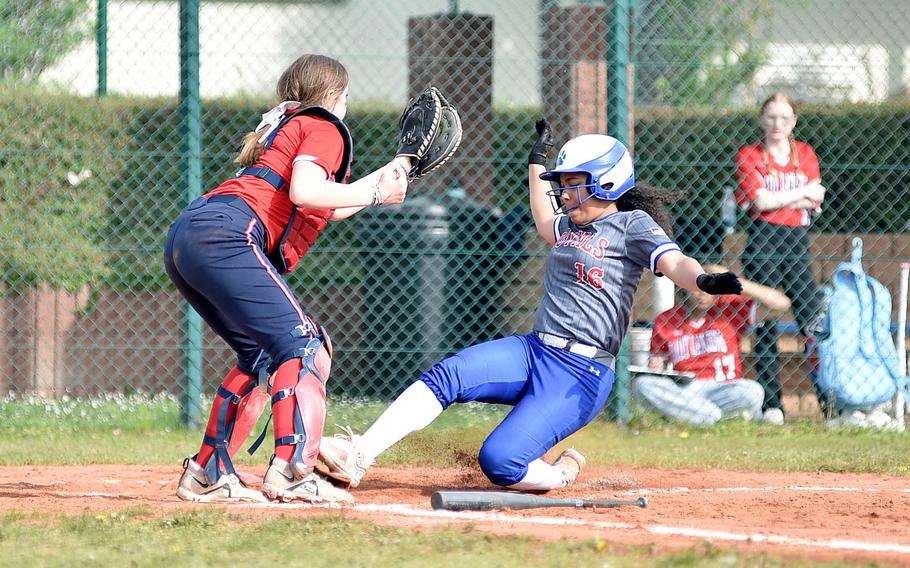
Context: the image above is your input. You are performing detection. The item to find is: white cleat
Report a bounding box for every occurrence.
[865,409,897,430]
[316,427,372,489]
[761,407,785,425]
[553,448,586,486]
[176,457,268,503]
[825,410,869,429]
[262,456,354,504]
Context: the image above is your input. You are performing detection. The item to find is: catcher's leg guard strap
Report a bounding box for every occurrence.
[243,385,292,456]
[196,366,256,469]
[200,378,256,484]
[271,338,331,472]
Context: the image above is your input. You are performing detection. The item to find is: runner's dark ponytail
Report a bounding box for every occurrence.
[616,182,686,237]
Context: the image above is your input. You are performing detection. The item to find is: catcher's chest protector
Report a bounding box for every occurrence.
[240,106,353,274]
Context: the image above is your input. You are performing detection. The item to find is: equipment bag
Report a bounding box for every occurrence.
[815,238,909,411]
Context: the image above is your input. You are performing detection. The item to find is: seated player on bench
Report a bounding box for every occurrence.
[633,266,791,426]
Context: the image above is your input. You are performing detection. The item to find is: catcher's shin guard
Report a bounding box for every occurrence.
[226,351,274,458]
[197,367,257,484]
[226,383,271,458]
[271,328,333,476]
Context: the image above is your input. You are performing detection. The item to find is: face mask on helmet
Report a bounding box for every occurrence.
[545,178,599,214]
[540,134,635,214]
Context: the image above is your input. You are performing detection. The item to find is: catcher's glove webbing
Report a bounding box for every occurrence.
[396,86,463,179]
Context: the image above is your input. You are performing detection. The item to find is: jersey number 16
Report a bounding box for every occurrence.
[574,262,604,289]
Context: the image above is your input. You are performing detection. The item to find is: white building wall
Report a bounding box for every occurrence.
[42,0,542,105]
[41,1,909,105]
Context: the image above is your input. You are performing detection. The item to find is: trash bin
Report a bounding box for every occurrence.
[357,190,501,398]
[438,188,502,353]
[358,194,448,397]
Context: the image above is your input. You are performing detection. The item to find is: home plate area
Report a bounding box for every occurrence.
[1,464,908,565]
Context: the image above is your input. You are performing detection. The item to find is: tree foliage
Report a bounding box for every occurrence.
[637,0,773,107]
[0,0,90,82]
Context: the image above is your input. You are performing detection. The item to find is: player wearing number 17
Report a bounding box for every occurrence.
[634,267,792,426]
[316,121,743,492]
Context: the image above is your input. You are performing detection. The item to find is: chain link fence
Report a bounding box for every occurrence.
[2,0,908,427]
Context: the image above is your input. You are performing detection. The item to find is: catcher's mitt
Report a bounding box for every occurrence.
[396,86,462,179]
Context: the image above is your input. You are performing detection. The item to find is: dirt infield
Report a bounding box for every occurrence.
[1,464,908,565]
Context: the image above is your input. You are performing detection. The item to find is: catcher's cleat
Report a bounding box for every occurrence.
[552,448,586,486]
[262,456,354,504]
[316,427,371,488]
[176,457,268,503]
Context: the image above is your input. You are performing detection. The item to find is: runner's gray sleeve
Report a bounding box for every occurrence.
[624,210,680,275]
[553,214,567,243]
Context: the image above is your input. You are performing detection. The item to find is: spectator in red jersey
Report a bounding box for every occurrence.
[633,267,791,426]
[734,93,827,424]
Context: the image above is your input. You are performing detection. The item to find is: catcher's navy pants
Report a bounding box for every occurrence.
[418,333,615,486]
[163,194,310,374]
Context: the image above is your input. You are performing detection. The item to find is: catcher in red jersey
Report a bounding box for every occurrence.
[634,267,791,426]
[166,54,460,505]
[734,92,827,423]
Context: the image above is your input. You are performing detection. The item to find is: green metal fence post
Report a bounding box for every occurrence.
[178,0,202,428]
[538,0,555,81]
[607,0,635,145]
[96,0,107,96]
[605,0,637,424]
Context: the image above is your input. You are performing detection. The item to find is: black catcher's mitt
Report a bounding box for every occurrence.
[396,86,463,179]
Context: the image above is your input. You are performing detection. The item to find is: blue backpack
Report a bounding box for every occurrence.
[815,238,909,411]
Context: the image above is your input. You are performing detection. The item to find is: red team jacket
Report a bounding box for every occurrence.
[650,296,755,382]
[734,141,821,228]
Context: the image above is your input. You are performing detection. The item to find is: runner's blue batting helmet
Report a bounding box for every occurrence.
[540,135,635,210]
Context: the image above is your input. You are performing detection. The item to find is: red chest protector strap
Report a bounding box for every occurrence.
[237,106,353,274]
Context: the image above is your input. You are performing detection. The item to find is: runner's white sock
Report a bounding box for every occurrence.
[507,458,566,491]
[358,381,443,464]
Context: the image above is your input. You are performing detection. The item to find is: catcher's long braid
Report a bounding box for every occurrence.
[616,181,686,238]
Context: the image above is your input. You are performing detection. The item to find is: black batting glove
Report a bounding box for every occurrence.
[696,271,743,295]
[528,117,554,166]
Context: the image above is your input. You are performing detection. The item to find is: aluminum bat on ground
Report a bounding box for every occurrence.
[431,490,648,511]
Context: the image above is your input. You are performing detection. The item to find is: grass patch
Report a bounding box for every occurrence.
[0,508,832,568]
[575,417,910,474]
[1,394,909,475]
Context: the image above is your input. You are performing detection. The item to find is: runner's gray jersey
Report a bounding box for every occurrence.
[533,210,680,354]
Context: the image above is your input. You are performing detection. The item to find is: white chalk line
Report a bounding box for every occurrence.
[21,483,910,555]
[0,491,137,499]
[614,485,910,497]
[234,501,910,555]
[22,483,910,502]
